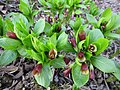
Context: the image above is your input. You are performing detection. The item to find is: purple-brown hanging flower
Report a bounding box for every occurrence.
[78,52,86,62]
[63,68,71,77]
[70,38,76,47]
[57,26,61,32]
[32,64,42,75]
[90,70,95,80]
[81,63,89,75]
[88,44,97,52]
[6,31,17,39]
[49,49,57,59]
[64,57,70,65]
[101,22,107,30]
[78,31,86,41]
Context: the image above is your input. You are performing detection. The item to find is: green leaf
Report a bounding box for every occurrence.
[78,40,85,50]
[93,38,109,55]
[72,17,82,32]
[14,15,29,40]
[104,33,120,39]
[57,32,68,51]
[12,13,29,27]
[86,14,97,27]
[35,64,53,88]
[49,33,57,46]
[33,18,45,36]
[19,0,31,15]
[22,34,33,49]
[101,8,112,22]
[4,19,14,32]
[38,0,46,6]
[89,29,104,43]
[113,68,120,81]
[32,37,48,52]
[113,62,120,80]
[32,10,40,16]
[75,10,82,15]
[50,57,66,68]
[91,55,117,73]
[44,22,51,36]
[0,50,17,66]
[0,15,3,35]
[105,15,120,31]
[26,49,42,62]
[17,46,30,58]
[72,63,89,87]
[0,38,22,50]
[68,0,73,6]
[85,51,92,60]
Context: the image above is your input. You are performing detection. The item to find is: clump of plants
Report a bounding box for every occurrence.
[0,0,120,89]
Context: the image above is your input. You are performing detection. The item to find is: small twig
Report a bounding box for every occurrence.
[103,73,110,90]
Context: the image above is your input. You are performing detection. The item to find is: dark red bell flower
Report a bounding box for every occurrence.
[63,68,71,77]
[78,52,84,59]
[81,63,89,75]
[6,31,17,39]
[78,52,86,62]
[90,70,95,80]
[32,64,42,75]
[78,31,86,41]
[70,38,76,47]
[49,49,57,59]
[64,57,70,65]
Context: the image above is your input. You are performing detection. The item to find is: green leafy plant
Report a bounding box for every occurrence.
[87,8,120,39]
[0,0,120,89]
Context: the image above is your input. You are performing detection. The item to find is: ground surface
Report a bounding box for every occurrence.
[0,0,120,90]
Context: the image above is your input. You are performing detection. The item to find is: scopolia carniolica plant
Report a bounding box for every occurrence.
[0,0,120,89]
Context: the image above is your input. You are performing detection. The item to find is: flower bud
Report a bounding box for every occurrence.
[87,5,90,10]
[63,68,71,77]
[90,70,95,80]
[88,44,97,52]
[81,63,89,75]
[70,38,76,47]
[49,49,57,59]
[64,57,70,65]
[32,64,42,75]
[64,8,69,17]
[58,26,61,32]
[78,31,86,41]
[78,52,86,62]
[6,31,17,39]
[54,14,58,20]
[47,16,51,23]
[101,22,107,30]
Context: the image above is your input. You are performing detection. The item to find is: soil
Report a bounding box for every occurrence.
[0,0,120,90]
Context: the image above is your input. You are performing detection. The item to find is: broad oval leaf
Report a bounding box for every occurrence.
[50,57,66,68]
[89,29,104,43]
[33,18,45,36]
[93,38,109,55]
[57,32,68,51]
[113,68,120,81]
[26,49,42,62]
[91,55,117,73]
[86,14,97,27]
[104,33,120,39]
[72,63,89,88]
[35,64,53,88]
[101,8,112,22]
[0,38,22,50]
[106,15,120,31]
[0,50,18,66]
